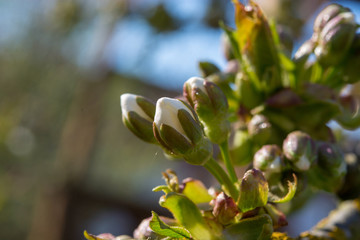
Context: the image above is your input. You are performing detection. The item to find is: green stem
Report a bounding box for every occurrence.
[204,161,224,185]
[205,158,239,200]
[219,140,238,183]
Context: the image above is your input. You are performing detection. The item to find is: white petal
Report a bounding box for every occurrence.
[268,156,282,172]
[120,93,152,121]
[154,97,194,140]
[295,155,311,171]
[186,77,207,94]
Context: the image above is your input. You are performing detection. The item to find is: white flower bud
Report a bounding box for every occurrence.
[153,97,212,165]
[154,97,195,142]
[121,94,153,121]
[183,76,230,144]
[120,93,156,143]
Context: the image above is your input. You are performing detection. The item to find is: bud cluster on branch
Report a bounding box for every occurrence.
[85,1,360,239]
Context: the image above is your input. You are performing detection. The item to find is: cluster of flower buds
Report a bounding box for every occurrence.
[252,130,347,193]
[121,75,235,166]
[252,131,317,173]
[121,93,214,165]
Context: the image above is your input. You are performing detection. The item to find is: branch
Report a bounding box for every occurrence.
[272,199,360,240]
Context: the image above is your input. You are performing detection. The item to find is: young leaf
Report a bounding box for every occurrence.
[268,174,297,203]
[152,185,171,194]
[149,211,191,239]
[233,0,282,93]
[223,214,273,240]
[84,231,101,240]
[182,178,213,204]
[160,192,218,240]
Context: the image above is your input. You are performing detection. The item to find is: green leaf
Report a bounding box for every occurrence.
[182,179,213,204]
[238,169,269,212]
[149,211,191,239]
[223,214,273,240]
[160,192,217,240]
[152,185,171,194]
[268,174,297,203]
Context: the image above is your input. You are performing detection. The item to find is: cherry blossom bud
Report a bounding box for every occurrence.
[336,94,360,130]
[253,145,283,173]
[283,131,317,171]
[120,93,156,143]
[317,143,346,177]
[248,114,271,145]
[212,192,239,225]
[313,4,350,34]
[153,97,212,165]
[183,77,230,144]
[314,10,357,65]
[238,169,269,212]
[308,142,346,192]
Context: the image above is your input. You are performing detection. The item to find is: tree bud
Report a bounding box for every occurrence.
[253,145,283,173]
[120,93,156,143]
[314,10,357,66]
[212,192,239,225]
[153,97,212,165]
[317,142,346,176]
[336,94,360,130]
[238,169,269,212]
[183,77,230,144]
[283,131,317,171]
[313,4,350,34]
[248,114,271,145]
[308,142,346,192]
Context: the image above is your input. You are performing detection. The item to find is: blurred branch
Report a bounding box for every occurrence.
[27,1,125,239]
[272,199,360,239]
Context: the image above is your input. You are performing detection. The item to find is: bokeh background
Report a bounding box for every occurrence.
[1,0,360,239]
